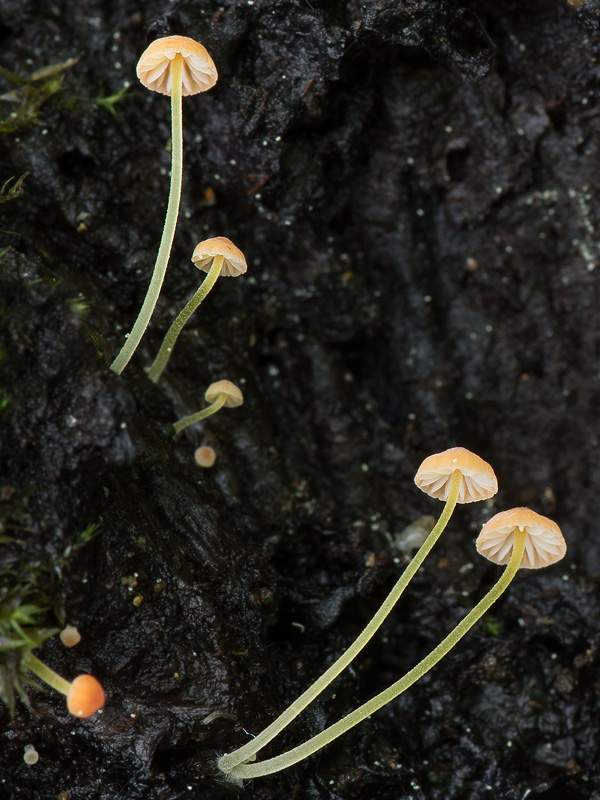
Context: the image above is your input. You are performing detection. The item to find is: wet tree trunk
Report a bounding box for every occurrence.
[1,1,599,798]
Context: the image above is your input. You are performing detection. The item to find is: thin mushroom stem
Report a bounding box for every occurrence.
[218,470,463,776]
[110,54,184,375]
[173,392,227,435]
[228,528,527,781]
[24,653,72,696]
[146,255,225,383]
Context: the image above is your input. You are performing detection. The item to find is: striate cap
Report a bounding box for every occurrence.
[414,446,498,504]
[205,380,244,408]
[476,507,566,570]
[191,236,247,277]
[136,35,218,96]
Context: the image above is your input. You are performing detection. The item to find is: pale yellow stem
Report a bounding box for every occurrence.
[218,470,463,775]
[24,653,71,696]
[146,255,225,383]
[173,392,227,435]
[228,529,527,780]
[110,55,184,375]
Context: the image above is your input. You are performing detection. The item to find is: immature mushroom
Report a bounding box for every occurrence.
[24,654,105,718]
[146,237,247,383]
[224,506,566,780]
[191,236,248,278]
[218,447,497,778]
[23,745,39,765]
[59,625,81,647]
[194,445,217,467]
[110,36,218,375]
[173,379,243,435]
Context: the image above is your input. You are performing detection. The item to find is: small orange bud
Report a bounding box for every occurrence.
[66,675,105,717]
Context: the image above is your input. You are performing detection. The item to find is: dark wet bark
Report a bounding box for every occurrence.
[1,1,600,798]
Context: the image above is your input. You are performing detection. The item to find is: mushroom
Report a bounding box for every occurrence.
[66,674,106,718]
[59,625,81,647]
[146,237,247,383]
[23,745,39,765]
[218,447,497,778]
[223,507,566,780]
[110,36,218,375]
[173,379,243,435]
[476,507,566,568]
[194,445,217,467]
[24,653,105,718]
[414,446,498,503]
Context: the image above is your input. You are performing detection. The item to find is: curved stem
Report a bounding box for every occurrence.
[229,529,527,780]
[24,653,71,696]
[146,255,225,383]
[218,470,463,775]
[173,392,227,435]
[110,55,184,375]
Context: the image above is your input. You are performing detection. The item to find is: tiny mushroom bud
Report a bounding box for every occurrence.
[174,379,243,435]
[146,237,247,383]
[59,625,81,647]
[194,445,217,467]
[23,745,39,765]
[110,36,218,375]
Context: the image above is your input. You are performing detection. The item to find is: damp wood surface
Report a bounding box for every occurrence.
[1,1,599,799]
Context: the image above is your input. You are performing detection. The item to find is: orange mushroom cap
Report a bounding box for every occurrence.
[476,507,566,569]
[136,35,218,97]
[66,674,105,718]
[414,446,498,504]
[191,236,248,277]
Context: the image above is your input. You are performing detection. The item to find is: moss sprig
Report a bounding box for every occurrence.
[0,587,58,716]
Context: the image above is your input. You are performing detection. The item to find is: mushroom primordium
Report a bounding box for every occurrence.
[59,625,81,647]
[110,36,218,375]
[222,505,566,781]
[24,653,105,718]
[194,445,217,467]
[218,447,498,778]
[146,237,247,383]
[23,745,39,765]
[173,379,243,435]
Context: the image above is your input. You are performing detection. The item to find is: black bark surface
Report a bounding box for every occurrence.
[1,1,600,798]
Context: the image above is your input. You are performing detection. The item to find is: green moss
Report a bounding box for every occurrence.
[485,618,502,637]
[0,174,28,204]
[92,83,132,117]
[0,587,58,716]
[0,57,79,135]
[0,521,101,715]
[66,294,91,318]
